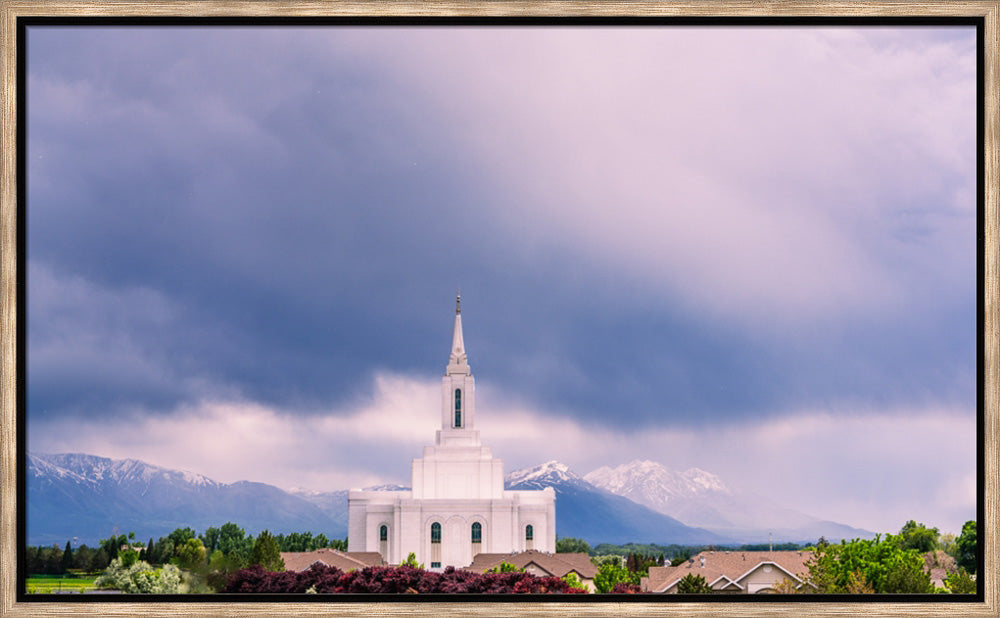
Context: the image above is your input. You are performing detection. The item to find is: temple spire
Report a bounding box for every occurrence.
[448,292,469,372]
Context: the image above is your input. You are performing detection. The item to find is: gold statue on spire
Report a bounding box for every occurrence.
[456,287,461,314]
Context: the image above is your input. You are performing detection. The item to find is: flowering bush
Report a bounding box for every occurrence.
[95,557,181,593]
[223,563,588,594]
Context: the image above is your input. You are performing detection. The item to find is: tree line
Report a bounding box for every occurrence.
[26,523,348,593]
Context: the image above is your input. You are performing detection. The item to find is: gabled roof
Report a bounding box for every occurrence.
[280,548,385,572]
[645,550,813,593]
[465,550,598,579]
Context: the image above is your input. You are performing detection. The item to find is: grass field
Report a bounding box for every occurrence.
[26,575,99,594]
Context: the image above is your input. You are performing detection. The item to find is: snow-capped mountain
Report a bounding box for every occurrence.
[504,461,726,546]
[583,459,872,543]
[585,460,729,505]
[28,453,346,546]
[584,460,733,521]
[505,460,581,488]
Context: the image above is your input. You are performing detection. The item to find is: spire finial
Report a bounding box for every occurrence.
[456,287,461,314]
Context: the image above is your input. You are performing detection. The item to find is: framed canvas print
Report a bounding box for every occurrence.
[2,1,997,617]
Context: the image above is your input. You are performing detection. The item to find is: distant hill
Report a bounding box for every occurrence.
[27,453,346,546]
[584,459,873,543]
[504,460,727,545]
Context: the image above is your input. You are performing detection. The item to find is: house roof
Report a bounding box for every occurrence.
[645,550,813,593]
[280,548,385,572]
[465,550,598,579]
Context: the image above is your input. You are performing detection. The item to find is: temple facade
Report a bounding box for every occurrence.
[347,295,556,569]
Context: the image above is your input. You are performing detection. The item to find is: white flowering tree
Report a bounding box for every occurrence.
[95,556,181,593]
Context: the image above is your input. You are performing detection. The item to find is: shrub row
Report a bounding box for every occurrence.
[224,563,589,594]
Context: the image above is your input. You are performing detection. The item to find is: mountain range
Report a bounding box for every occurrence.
[583,459,873,544]
[27,453,869,547]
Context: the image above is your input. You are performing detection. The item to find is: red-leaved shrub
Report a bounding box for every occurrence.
[223,562,589,594]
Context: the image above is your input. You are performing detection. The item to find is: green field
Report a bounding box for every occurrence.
[26,575,99,594]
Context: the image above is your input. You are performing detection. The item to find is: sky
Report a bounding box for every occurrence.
[25,24,978,536]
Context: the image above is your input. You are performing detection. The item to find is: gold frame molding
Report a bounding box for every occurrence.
[1,2,997,617]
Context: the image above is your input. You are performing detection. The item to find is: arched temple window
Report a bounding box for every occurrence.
[471,522,482,544]
[454,389,462,428]
[525,525,533,541]
[380,525,388,542]
[430,522,442,568]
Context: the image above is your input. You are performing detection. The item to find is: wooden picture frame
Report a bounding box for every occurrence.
[2,2,997,617]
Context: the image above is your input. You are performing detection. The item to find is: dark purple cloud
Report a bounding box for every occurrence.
[26,25,977,434]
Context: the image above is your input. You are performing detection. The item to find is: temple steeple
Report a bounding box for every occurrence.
[439,294,476,440]
[448,292,469,373]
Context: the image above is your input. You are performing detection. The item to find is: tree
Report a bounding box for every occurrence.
[945,569,976,594]
[955,520,977,574]
[670,551,691,567]
[167,527,196,551]
[556,537,592,555]
[562,572,588,592]
[676,573,713,593]
[593,561,637,593]
[200,526,221,555]
[90,548,110,572]
[176,538,207,570]
[804,534,933,593]
[250,530,285,572]
[486,561,521,574]
[217,522,252,567]
[119,546,140,569]
[73,545,95,572]
[938,532,957,556]
[897,520,939,553]
[883,554,932,593]
[61,541,74,573]
[96,557,181,593]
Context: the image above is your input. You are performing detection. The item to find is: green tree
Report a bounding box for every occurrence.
[400,552,423,569]
[556,536,593,555]
[119,546,140,569]
[90,548,110,572]
[805,534,933,593]
[167,527,196,553]
[73,545,95,572]
[670,551,691,567]
[593,561,637,593]
[100,534,128,561]
[486,561,521,573]
[61,541,73,573]
[200,526,221,555]
[955,520,977,574]
[897,520,939,553]
[217,522,251,567]
[249,530,285,572]
[562,571,588,592]
[176,538,207,570]
[945,569,977,594]
[676,573,713,593]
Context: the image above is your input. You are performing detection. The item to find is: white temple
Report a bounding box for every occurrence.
[347,295,556,570]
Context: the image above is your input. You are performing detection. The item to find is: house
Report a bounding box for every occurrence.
[643,550,815,594]
[465,550,598,592]
[280,548,385,572]
[348,295,556,570]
